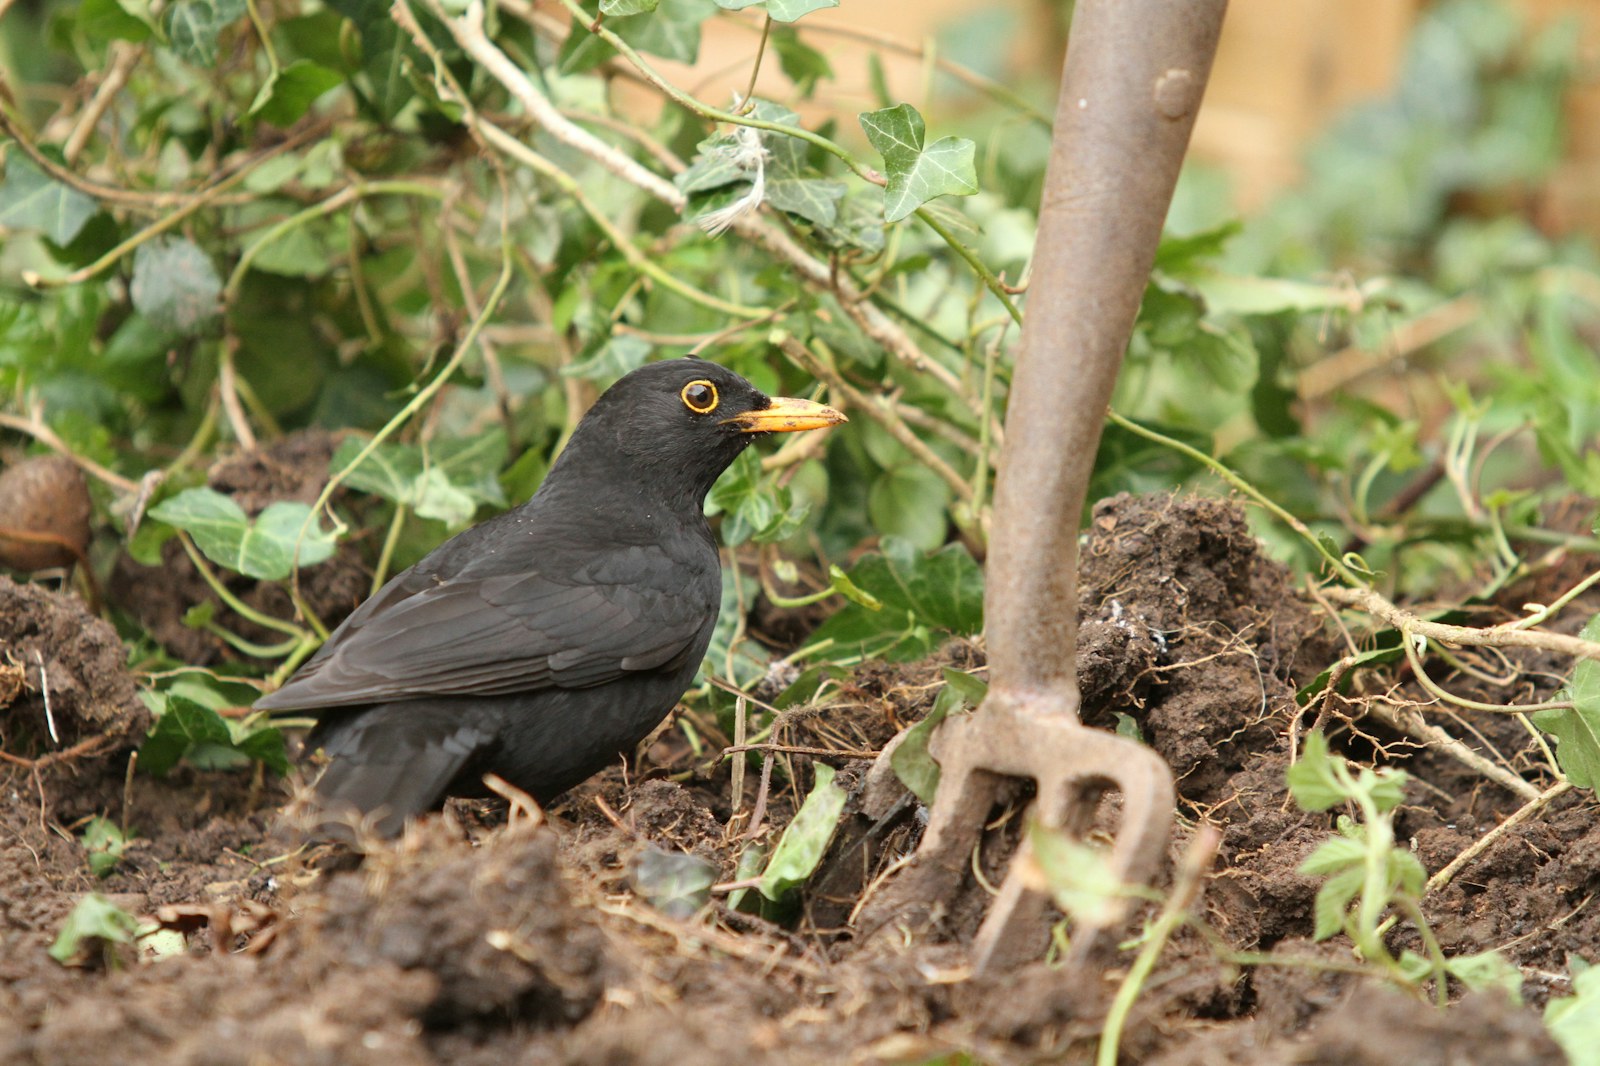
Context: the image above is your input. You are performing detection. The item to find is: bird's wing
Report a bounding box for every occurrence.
[255,543,715,712]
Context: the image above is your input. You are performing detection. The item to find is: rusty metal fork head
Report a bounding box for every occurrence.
[914,695,1174,972]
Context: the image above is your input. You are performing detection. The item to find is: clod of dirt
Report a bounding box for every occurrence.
[1076,493,1331,808]
[0,456,92,572]
[0,575,149,770]
[1150,985,1563,1066]
[6,823,610,1066]
[306,821,610,1026]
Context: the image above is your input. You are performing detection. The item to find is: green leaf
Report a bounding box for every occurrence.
[858,104,978,223]
[233,721,291,777]
[333,438,416,502]
[326,0,414,121]
[148,488,337,579]
[602,0,658,13]
[49,894,141,966]
[758,763,847,900]
[1298,835,1365,877]
[0,156,97,246]
[140,694,288,776]
[631,849,717,918]
[562,334,653,382]
[807,538,984,661]
[129,238,222,336]
[1153,221,1242,276]
[245,220,335,278]
[765,0,837,21]
[1310,865,1364,941]
[890,681,965,805]
[614,0,714,64]
[1532,615,1600,789]
[707,448,808,546]
[139,695,236,776]
[1545,959,1600,1066]
[725,841,768,913]
[79,0,156,43]
[942,668,988,706]
[1445,951,1523,1003]
[250,60,343,126]
[765,176,848,227]
[868,464,951,551]
[771,27,831,95]
[1296,638,1406,705]
[82,817,132,879]
[1026,823,1126,927]
[162,0,247,67]
[1365,767,1409,814]
[1286,731,1346,811]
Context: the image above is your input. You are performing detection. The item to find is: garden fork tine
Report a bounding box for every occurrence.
[876,0,1227,973]
[922,704,1174,970]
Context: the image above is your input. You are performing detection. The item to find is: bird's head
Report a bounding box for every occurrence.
[548,358,846,512]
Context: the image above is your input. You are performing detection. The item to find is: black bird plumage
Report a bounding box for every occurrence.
[256,359,844,837]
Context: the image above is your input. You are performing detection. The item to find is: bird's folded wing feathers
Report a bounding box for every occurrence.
[255,557,712,711]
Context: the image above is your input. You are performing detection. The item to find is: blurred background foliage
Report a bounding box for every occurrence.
[0,0,1597,749]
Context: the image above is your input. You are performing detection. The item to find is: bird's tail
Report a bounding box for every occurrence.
[300,704,489,841]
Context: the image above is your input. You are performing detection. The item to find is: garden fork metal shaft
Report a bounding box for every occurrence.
[897,0,1228,973]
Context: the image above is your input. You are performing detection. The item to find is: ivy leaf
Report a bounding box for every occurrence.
[1532,615,1600,789]
[806,537,984,661]
[162,0,247,67]
[765,176,847,227]
[614,0,715,64]
[890,672,979,806]
[765,0,837,22]
[140,694,288,776]
[332,435,504,528]
[138,695,237,775]
[250,60,343,126]
[601,0,658,13]
[148,488,337,579]
[858,104,978,222]
[707,449,808,546]
[80,0,156,43]
[772,27,832,95]
[326,0,414,121]
[758,763,847,901]
[868,464,951,551]
[0,156,97,246]
[129,238,222,336]
[713,0,836,22]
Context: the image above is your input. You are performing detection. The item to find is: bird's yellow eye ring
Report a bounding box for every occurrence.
[681,380,719,414]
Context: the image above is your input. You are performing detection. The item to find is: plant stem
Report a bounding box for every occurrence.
[1098,826,1220,1066]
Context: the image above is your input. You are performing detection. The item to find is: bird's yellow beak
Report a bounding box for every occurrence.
[722,397,847,434]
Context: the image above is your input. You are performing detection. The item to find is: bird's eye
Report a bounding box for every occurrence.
[680,380,719,414]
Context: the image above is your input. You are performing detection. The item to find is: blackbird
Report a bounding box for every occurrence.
[256,358,844,836]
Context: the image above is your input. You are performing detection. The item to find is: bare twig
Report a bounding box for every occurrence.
[0,409,139,494]
[1427,780,1573,892]
[1324,586,1600,663]
[776,334,977,511]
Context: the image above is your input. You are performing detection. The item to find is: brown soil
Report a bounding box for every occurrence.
[2,492,1591,1064]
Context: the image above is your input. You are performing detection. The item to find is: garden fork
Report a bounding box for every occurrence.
[877,0,1228,973]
